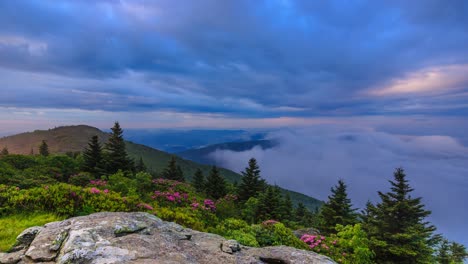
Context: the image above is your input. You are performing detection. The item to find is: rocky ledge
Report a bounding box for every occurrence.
[0,212,335,264]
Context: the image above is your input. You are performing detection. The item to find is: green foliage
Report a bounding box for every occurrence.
[39,140,49,156]
[319,180,357,235]
[253,221,308,249]
[237,158,266,202]
[301,224,374,264]
[436,239,468,264]
[205,166,227,199]
[212,218,259,247]
[192,168,205,193]
[68,172,92,187]
[256,185,282,221]
[155,207,207,231]
[241,197,259,224]
[107,170,136,197]
[331,224,374,264]
[135,156,147,173]
[364,168,436,264]
[82,135,104,178]
[105,122,133,174]
[0,212,64,252]
[161,156,185,182]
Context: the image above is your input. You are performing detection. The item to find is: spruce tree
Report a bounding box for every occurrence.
[105,122,131,174]
[318,179,357,234]
[192,168,205,192]
[135,156,147,173]
[39,140,49,156]
[0,146,8,156]
[162,157,185,182]
[280,193,294,222]
[205,166,227,199]
[82,135,104,177]
[238,158,266,202]
[366,168,436,263]
[256,185,282,221]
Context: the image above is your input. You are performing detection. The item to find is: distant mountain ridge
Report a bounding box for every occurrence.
[177,139,278,166]
[0,125,322,210]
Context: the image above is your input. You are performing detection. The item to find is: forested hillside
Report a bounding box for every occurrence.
[0,125,322,211]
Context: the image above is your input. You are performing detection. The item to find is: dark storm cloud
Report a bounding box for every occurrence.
[0,0,468,116]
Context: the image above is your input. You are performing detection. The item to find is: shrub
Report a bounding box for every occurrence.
[301,224,374,264]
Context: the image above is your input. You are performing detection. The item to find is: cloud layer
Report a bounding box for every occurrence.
[210,126,468,245]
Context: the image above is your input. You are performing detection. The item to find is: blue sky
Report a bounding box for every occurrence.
[0,0,468,133]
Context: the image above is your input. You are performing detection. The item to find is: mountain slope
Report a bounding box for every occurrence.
[0,125,322,210]
[177,139,278,165]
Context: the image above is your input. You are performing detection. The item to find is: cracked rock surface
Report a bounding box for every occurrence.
[0,212,335,264]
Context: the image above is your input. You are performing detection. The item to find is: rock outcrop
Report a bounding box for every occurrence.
[0,212,335,264]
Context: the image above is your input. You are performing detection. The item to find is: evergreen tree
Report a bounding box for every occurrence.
[436,239,451,264]
[279,193,294,222]
[39,140,49,156]
[135,156,147,173]
[237,158,266,202]
[366,168,436,263]
[294,202,316,226]
[256,185,282,221]
[105,122,131,174]
[162,157,185,181]
[318,179,357,234]
[1,146,8,156]
[205,166,227,199]
[192,168,205,192]
[450,242,468,263]
[82,135,104,177]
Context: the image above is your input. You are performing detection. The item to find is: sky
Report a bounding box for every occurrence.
[0,0,468,246]
[0,0,468,133]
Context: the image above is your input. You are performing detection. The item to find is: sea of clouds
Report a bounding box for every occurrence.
[210,126,468,246]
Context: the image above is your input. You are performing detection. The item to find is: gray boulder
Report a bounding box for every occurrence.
[0,212,335,264]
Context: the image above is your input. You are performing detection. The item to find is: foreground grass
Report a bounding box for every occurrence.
[0,212,64,252]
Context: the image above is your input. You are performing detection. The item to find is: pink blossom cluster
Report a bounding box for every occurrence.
[152,190,190,204]
[137,203,154,211]
[300,234,328,250]
[89,187,100,194]
[261,220,279,226]
[90,179,107,186]
[203,199,216,211]
[191,202,200,210]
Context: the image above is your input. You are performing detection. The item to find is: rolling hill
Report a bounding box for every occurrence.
[0,125,322,210]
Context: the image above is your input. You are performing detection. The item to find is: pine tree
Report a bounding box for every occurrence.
[162,157,185,182]
[256,185,282,221]
[318,179,357,234]
[105,122,131,174]
[82,135,104,177]
[366,168,436,263]
[135,156,147,173]
[205,166,227,199]
[192,168,205,192]
[0,146,8,156]
[39,140,49,156]
[237,158,266,203]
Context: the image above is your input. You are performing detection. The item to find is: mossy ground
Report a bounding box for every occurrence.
[0,212,64,252]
